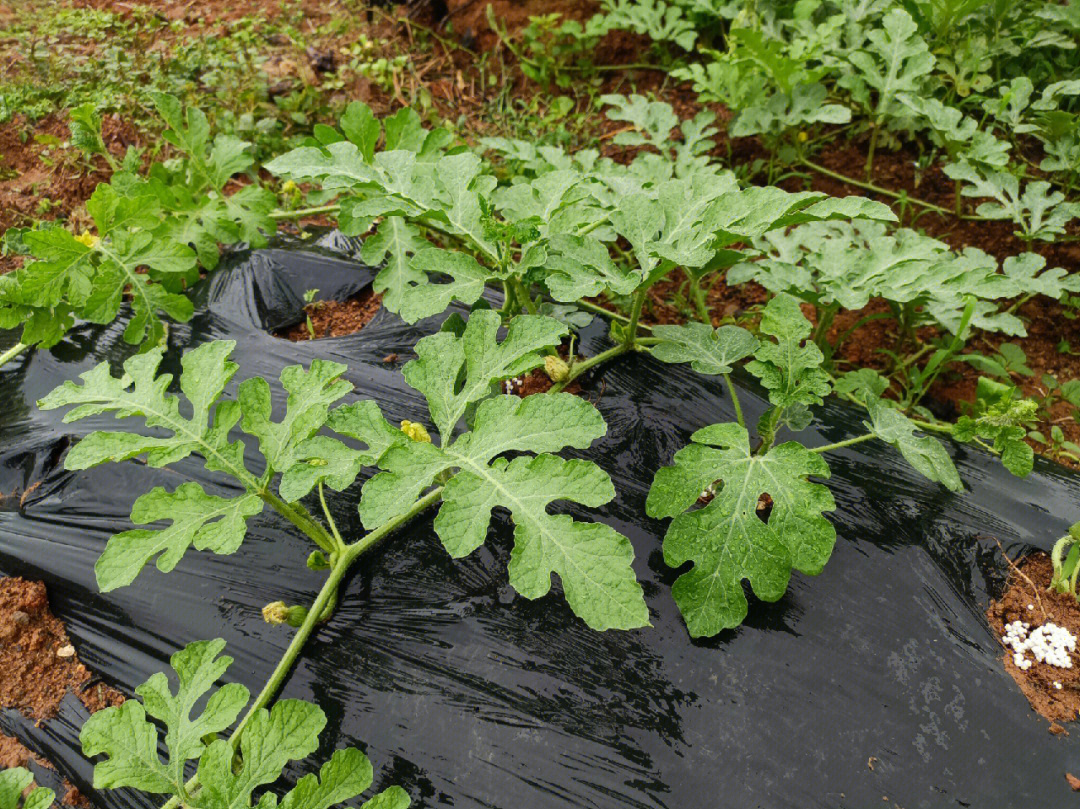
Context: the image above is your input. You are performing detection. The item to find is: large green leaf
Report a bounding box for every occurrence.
[649,323,759,375]
[646,423,836,636]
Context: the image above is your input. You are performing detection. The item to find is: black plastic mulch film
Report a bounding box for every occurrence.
[1,232,1078,809]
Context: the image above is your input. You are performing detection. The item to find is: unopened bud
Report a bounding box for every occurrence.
[262,601,309,627]
[400,420,432,443]
[544,355,570,382]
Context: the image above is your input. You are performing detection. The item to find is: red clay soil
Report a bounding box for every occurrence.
[987,553,1080,724]
[0,577,124,720]
[278,289,383,340]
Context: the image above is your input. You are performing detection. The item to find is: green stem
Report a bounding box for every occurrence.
[163,486,446,809]
[800,159,956,218]
[624,286,648,349]
[810,432,878,454]
[318,482,347,555]
[865,123,879,182]
[0,342,30,369]
[690,278,711,324]
[269,204,342,221]
[723,374,745,429]
[551,343,630,392]
[511,276,538,315]
[573,299,653,332]
[259,488,338,556]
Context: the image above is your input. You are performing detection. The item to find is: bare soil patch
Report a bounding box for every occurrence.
[0,577,124,720]
[277,288,383,340]
[987,553,1080,724]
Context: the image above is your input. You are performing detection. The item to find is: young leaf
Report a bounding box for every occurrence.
[0,769,53,809]
[649,323,759,375]
[646,423,836,637]
[81,639,405,809]
[746,293,831,408]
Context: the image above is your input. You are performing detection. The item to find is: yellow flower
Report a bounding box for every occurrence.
[400,420,432,443]
[74,231,100,249]
[797,131,809,143]
[282,180,297,193]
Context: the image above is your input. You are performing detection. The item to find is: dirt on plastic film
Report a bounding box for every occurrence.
[5,233,1080,807]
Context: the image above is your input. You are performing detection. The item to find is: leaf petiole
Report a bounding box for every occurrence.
[0,342,30,370]
[809,432,878,454]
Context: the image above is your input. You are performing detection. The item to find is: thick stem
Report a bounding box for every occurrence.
[723,374,745,429]
[162,486,446,809]
[260,488,340,556]
[690,279,711,325]
[511,276,538,315]
[624,287,648,349]
[0,342,30,369]
[551,343,630,392]
[800,159,955,217]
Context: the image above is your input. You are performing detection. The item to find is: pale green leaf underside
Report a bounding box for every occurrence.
[97,483,263,591]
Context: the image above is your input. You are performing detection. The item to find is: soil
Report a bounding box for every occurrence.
[0,577,124,720]
[986,553,1080,724]
[277,288,383,340]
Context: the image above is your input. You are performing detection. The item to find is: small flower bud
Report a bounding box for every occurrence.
[797,130,809,143]
[400,420,432,443]
[544,355,570,382]
[262,601,309,627]
[282,180,297,193]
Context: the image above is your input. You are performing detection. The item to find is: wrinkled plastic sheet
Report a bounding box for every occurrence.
[2,231,1079,809]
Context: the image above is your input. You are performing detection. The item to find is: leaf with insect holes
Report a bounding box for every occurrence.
[81,640,406,809]
[96,483,263,591]
[0,769,53,809]
[746,293,831,409]
[353,311,647,630]
[646,422,836,636]
[650,323,759,376]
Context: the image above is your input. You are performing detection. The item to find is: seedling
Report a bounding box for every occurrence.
[1052,523,1080,600]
